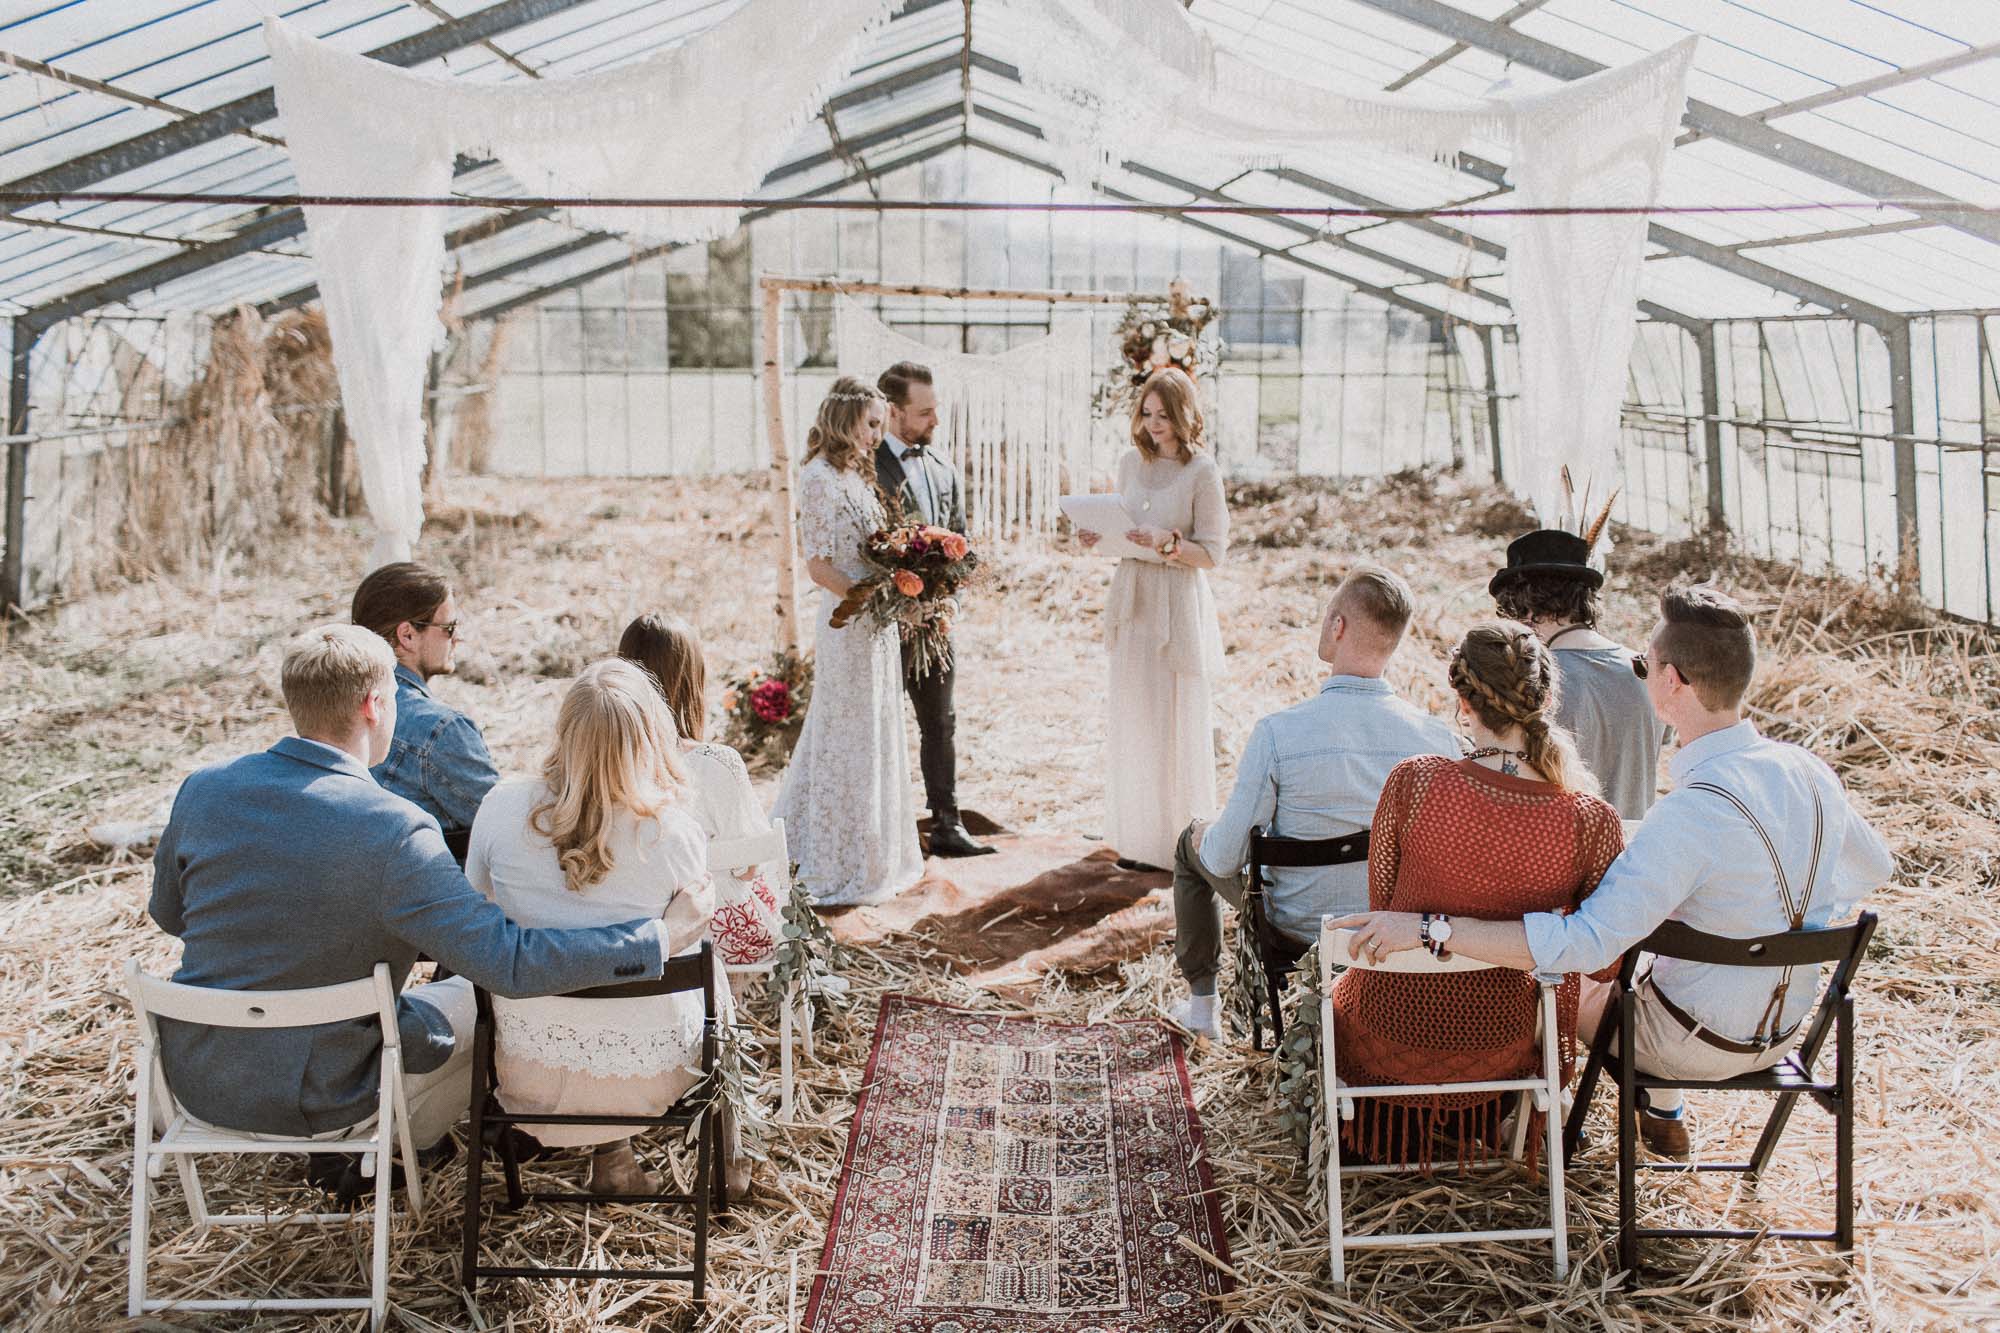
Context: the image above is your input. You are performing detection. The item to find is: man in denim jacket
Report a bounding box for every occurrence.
[352,562,498,856]
[1167,567,1460,1042]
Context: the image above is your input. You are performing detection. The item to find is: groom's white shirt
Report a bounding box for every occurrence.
[891,430,941,526]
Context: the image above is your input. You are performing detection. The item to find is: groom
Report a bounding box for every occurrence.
[875,361,993,858]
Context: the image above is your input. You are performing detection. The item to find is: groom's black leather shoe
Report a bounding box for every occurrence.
[929,823,996,858]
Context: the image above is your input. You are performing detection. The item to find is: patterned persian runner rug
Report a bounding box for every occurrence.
[804,994,1233,1331]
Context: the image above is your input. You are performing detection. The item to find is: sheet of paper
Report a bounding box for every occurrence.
[1059,493,1152,560]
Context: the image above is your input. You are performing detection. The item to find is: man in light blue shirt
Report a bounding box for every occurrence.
[1168,567,1460,1041]
[1333,586,1892,1156]
[351,561,499,858]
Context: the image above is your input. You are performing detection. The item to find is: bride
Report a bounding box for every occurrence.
[772,377,926,907]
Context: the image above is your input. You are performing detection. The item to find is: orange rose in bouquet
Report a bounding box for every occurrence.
[829,519,983,676]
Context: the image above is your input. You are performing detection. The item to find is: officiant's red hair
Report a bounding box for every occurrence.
[1131,367,1205,459]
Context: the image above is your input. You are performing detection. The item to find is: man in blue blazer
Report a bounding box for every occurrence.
[148,624,674,1161]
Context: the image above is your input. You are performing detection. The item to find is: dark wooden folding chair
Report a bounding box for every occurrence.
[1244,826,1370,1052]
[460,942,726,1306]
[1562,912,1877,1280]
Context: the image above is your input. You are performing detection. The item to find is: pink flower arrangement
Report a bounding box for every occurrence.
[893,569,925,597]
[750,676,793,724]
[718,651,813,772]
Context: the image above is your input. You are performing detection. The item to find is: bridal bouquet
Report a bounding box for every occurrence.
[829,522,981,676]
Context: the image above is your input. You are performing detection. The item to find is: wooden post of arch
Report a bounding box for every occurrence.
[758,274,1181,658]
[760,281,801,655]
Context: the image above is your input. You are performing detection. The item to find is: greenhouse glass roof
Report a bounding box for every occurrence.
[0,0,1995,328]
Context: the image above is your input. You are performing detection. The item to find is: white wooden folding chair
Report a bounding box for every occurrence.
[1319,922,1568,1284]
[706,817,811,1119]
[126,960,421,1330]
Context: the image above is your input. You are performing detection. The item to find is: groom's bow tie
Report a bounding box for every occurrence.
[900,445,927,460]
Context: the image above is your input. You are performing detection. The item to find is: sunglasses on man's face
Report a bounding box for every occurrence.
[414,620,460,641]
[1631,652,1667,681]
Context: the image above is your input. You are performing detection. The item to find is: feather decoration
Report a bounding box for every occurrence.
[1559,465,1577,531]
[1581,487,1620,552]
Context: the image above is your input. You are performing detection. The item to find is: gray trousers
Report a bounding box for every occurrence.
[1171,819,1248,994]
[160,975,474,1150]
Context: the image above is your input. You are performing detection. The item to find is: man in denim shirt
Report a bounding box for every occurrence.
[1167,567,1460,1041]
[352,562,498,857]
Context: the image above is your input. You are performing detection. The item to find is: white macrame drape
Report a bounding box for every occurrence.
[265,0,897,564]
[1013,0,1696,526]
[834,298,1094,543]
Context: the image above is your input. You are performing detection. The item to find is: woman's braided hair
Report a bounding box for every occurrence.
[1447,620,1599,796]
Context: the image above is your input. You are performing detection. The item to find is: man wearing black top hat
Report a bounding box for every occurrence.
[1491,529,1669,819]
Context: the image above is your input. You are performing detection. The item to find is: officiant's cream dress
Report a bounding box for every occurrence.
[1104,447,1229,867]
[772,456,926,906]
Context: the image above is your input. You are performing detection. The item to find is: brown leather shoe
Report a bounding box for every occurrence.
[1636,1108,1690,1159]
[587,1141,663,1196]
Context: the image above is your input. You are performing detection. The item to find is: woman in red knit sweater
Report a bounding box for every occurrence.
[1334,622,1625,1166]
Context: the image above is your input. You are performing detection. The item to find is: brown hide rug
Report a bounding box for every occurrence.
[827,813,1175,1001]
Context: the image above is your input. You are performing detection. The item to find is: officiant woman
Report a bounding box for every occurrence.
[1085,367,1230,870]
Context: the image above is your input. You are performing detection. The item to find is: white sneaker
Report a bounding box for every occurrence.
[1167,997,1224,1043]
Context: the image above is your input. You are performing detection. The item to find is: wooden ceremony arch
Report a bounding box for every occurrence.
[757,274,1181,653]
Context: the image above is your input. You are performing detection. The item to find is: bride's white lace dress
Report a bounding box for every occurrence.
[772,457,925,906]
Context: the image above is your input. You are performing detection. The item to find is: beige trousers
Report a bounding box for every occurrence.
[1584,972,1797,1115]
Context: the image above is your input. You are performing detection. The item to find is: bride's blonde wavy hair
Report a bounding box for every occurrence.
[802,375,884,476]
[529,658,687,892]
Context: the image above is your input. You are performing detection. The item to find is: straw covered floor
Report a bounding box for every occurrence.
[0,469,1995,1330]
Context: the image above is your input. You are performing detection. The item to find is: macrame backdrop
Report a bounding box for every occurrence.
[265,0,898,565]
[268,0,1692,558]
[834,298,1094,542]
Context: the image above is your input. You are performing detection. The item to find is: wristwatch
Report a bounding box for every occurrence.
[1420,912,1454,960]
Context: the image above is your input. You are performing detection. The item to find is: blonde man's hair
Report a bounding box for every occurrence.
[530,659,688,893]
[282,623,395,738]
[1335,565,1415,639]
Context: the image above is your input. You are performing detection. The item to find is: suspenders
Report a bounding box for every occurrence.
[1683,779,1825,1045]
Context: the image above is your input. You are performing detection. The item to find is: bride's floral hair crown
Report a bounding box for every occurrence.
[805,375,885,472]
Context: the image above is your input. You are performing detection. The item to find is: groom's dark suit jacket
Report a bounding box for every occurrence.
[874,439,965,536]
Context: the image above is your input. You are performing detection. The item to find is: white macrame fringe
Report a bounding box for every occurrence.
[833,298,1093,545]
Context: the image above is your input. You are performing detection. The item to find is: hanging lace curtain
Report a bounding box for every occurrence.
[271,0,1690,559]
[1013,0,1696,527]
[265,0,898,564]
[834,297,1094,543]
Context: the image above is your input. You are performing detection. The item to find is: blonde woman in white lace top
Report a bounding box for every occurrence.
[467,659,734,1194]
[1081,368,1230,869]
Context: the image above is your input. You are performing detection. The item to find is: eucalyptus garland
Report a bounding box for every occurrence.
[768,864,845,1024]
[1226,902,1264,1039]
[1275,942,1331,1210]
[686,1007,770,1164]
